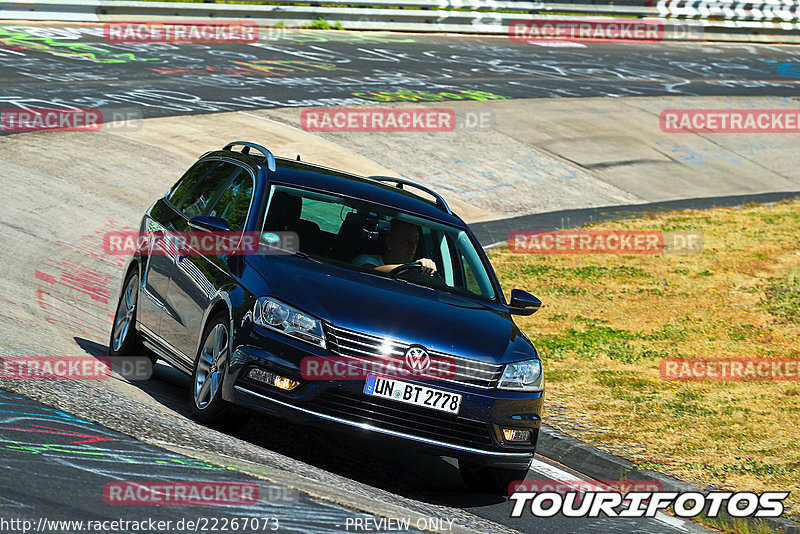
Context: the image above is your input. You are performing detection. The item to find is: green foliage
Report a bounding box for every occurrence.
[536,326,637,361]
[594,370,653,390]
[546,368,579,382]
[302,17,343,30]
[508,263,649,280]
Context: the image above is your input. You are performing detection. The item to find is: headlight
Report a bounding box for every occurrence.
[498,359,544,391]
[253,297,326,349]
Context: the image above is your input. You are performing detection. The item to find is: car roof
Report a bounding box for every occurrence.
[243,154,467,227]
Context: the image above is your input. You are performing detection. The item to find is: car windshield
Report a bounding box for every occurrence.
[260,184,497,300]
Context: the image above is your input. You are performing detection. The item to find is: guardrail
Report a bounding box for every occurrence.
[1,0,799,43]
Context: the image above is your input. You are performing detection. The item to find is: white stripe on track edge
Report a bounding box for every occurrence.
[528,459,691,532]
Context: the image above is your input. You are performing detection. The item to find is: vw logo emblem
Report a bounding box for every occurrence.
[404,346,430,373]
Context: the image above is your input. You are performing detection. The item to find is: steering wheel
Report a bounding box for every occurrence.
[389,262,444,282]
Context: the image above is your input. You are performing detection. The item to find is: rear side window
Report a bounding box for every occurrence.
[205,168,254,232]
[179,164,238,218]
[300,197,356,234]
[168,160,216,209]
[168,161,252,224]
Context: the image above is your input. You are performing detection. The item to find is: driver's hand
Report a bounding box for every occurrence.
[417,258,437,275]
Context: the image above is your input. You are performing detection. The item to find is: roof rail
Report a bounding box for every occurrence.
[369,176,451,215]
[224,141,276,172]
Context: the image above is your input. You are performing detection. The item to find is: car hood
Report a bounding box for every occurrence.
[246,255,519,363]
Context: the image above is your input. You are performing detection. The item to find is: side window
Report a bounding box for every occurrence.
[461,255,482,295]
[420,226,435,260]
[299,198,355,234]
[168,160,217,208]
[177,162,240,219]
[205,167,254,232]
[438,233,455,286]
[456,231,496,299]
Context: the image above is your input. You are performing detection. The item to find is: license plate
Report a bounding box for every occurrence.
[363,374,462,414]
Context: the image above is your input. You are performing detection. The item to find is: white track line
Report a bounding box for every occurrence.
[528,459,692,532]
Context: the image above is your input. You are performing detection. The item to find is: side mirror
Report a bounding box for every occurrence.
[508,289,542,316]
[188,215,231,232]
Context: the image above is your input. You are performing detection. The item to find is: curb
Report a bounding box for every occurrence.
[537,425,800,533]
[470,191,800,248]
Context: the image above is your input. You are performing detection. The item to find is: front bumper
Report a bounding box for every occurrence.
[222,327,544,469]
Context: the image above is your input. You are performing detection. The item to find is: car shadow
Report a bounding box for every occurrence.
[74,337,193,415]
[74,336,507,508]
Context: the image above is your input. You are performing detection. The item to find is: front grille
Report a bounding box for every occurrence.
[309,389,495,449]
[325,324,503,389]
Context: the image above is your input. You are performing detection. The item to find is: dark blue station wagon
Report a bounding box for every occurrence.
[109,141,544,492]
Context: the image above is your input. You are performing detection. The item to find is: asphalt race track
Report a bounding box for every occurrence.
[0,389,406,533]
[1,24,800,119]
[0,371,705,534]
[1,21,798,534]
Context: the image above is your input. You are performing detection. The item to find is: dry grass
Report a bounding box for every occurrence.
[489,199,800,522]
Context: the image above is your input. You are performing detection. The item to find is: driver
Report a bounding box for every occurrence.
[352,219,437,275]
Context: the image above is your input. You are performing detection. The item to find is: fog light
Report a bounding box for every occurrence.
[502,428,531,443]
[273,376,299,390]
[248,368,299,391]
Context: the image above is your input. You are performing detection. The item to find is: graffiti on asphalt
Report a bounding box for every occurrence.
[0,389,225,475]
[1,21,800,119]
[0,27,160,64]
[352,89,509,102]
[765,60,800,79]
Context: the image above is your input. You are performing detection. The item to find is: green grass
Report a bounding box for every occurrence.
[505,263,650,280]
[301,17,343,30]
[761,268,800,324]
[488,199,800,526]
[697,514,778,534]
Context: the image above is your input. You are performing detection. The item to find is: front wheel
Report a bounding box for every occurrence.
[458,459,532,494]
[189,313,250,431]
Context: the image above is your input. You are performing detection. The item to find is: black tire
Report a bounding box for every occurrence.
[458,459,532,495]
[189,312,250,432]
[108,269,157,366]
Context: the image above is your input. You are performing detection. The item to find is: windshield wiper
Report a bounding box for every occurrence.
[388,275,435,291]
[263,246,322,263]
[292,250,323,263]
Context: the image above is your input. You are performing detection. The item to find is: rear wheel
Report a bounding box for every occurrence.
[458,459,532,495]
[190,313,250,431]
[108,270,157,366]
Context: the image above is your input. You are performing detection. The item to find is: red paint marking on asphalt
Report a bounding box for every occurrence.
[0,424,113,444]
[34,270,57,284]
